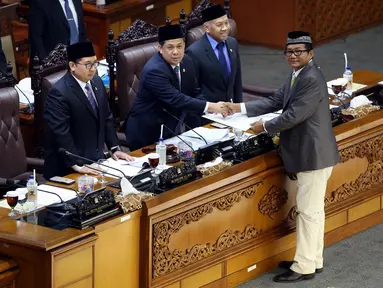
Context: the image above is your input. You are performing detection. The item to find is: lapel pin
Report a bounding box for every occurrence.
[230,49,233,52]
[183,68,185,72]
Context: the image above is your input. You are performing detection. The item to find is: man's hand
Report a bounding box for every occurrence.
[250,121,265,134]
[207,102,229,115]
[73,165,99,175]
[223,102,241,116]
[112,151,135,161]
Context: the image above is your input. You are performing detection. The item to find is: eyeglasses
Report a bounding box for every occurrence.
[284,50,309,57]
[75,61,100,69]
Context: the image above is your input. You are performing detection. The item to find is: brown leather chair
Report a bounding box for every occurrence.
[0,85,44,193]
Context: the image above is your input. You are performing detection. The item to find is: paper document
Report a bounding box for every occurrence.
[203,111,282,131]
[16,77,34,104]
[164,131,234,150]
[37,184,78,206]
[378,81,383,85]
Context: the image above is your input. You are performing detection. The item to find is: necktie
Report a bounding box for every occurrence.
[85,83,97,112]
[217,42,229,82]
[64,0,79,44]
[174,66,181,89]
[173,66,185,134]
[290,74,296,88]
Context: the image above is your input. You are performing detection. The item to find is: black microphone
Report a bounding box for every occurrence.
[162,108,208,144]
[1,178,21,186]
[162,124,195,152]
[58,148,129,180]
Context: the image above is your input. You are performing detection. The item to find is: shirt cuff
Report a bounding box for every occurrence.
[240,103,247,114]
[72,165,82,172]
[263,121,268,133]
[203,102,209,113]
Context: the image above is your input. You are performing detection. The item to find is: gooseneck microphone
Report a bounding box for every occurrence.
[162,108,208,144]
[162,124,195,152]
[58,148,129,179]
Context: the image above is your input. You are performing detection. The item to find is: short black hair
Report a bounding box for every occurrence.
[67,58,81,72]
[305,43,313,51]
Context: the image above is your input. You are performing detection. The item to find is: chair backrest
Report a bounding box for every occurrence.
[0,86,27,178]
[183,0,236,48]
[107,20,158,123]
[31,44,67,155]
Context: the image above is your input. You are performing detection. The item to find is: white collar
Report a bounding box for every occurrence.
[72,74,90,90]
[171,63,180,70]
[293,59,313,77]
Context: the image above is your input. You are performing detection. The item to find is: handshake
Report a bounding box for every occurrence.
[207,101,241,117]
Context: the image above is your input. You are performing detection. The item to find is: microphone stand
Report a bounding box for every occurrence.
[162,124,195,152]
[163,108,208,144]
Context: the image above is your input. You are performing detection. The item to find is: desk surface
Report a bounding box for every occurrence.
[6,69,383,251]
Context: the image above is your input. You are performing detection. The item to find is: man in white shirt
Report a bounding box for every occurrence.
[225,31,340,283]
[29,0,87,60]
[43,42,133,179]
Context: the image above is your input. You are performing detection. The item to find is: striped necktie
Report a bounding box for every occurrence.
[64,0,79,44]
[290,74,296,88]
[85,83,98,112]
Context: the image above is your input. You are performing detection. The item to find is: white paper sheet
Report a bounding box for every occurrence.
[15,77,34,104]
[327,80,367,96]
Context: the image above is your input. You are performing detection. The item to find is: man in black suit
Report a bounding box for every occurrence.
[29,0,87,60]
[44,42,133,179]
[125,24,227,151]
[186,4,242,104]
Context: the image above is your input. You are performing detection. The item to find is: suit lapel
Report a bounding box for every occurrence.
[67,74,98,119]
[54,0,70,32]
[180,63,185,92]
[203,35,227,86]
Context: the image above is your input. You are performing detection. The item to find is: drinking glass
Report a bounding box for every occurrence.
[17,191,28,213]
[233,127,244,143]
[148,153,160,175]
[6,191,19,217]
[97,159,108,184]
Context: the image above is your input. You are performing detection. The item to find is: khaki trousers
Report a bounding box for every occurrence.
[290,166,333,274]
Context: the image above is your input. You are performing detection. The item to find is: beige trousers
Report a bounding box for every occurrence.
[290,166,333,275]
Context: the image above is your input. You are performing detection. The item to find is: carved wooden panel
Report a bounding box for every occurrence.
[152,182,262,278]
[325,134,383,205]
[258,185,288,219]
[296,0,383,42]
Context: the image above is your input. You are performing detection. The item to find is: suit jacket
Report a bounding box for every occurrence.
[125,52,207,151]
[186,34,243,103]
[246,62,340,173]
[29,0,87,60]
[44,73,118,179]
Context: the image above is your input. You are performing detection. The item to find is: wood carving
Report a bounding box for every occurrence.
[285,206,297,223]
[258,185,288,219]
[42,44,68,68]
[118,19,158,43]
[325,135,383,206]
[184,0,213,30]
[152,182,262,278]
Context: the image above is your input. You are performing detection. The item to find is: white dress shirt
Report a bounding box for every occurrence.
[58,0,79,29]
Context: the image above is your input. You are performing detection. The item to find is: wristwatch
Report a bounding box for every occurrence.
[110,146,121,154]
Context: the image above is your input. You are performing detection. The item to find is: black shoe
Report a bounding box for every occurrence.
[278,261,323,273]
[273,270,315,283]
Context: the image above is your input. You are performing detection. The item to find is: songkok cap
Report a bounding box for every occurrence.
[286,31,312,45]
[67,42,96,62]
[158,24,184,43]
[201,4,227,23]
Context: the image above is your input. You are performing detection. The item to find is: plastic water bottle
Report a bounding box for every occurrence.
[96,0,105,9]
[156,138,167,168]
[343,66,353,91]
[26,175,38,209]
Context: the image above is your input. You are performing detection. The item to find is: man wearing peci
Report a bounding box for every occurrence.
[186,4,242,103]
[226,31,340,283]
[125,24,228,151]
[44,42,133,180]
[29,0,87,60]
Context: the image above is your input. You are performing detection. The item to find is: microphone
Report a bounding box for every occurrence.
[162,108,208,144]
[1,178,21,186]
[58,148,129,179]
[162,124,195,152]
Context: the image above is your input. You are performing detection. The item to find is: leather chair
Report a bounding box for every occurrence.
[0,85,44,194]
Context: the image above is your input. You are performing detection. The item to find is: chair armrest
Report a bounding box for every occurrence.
[242,84,276,97]
[26,157,45,174]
